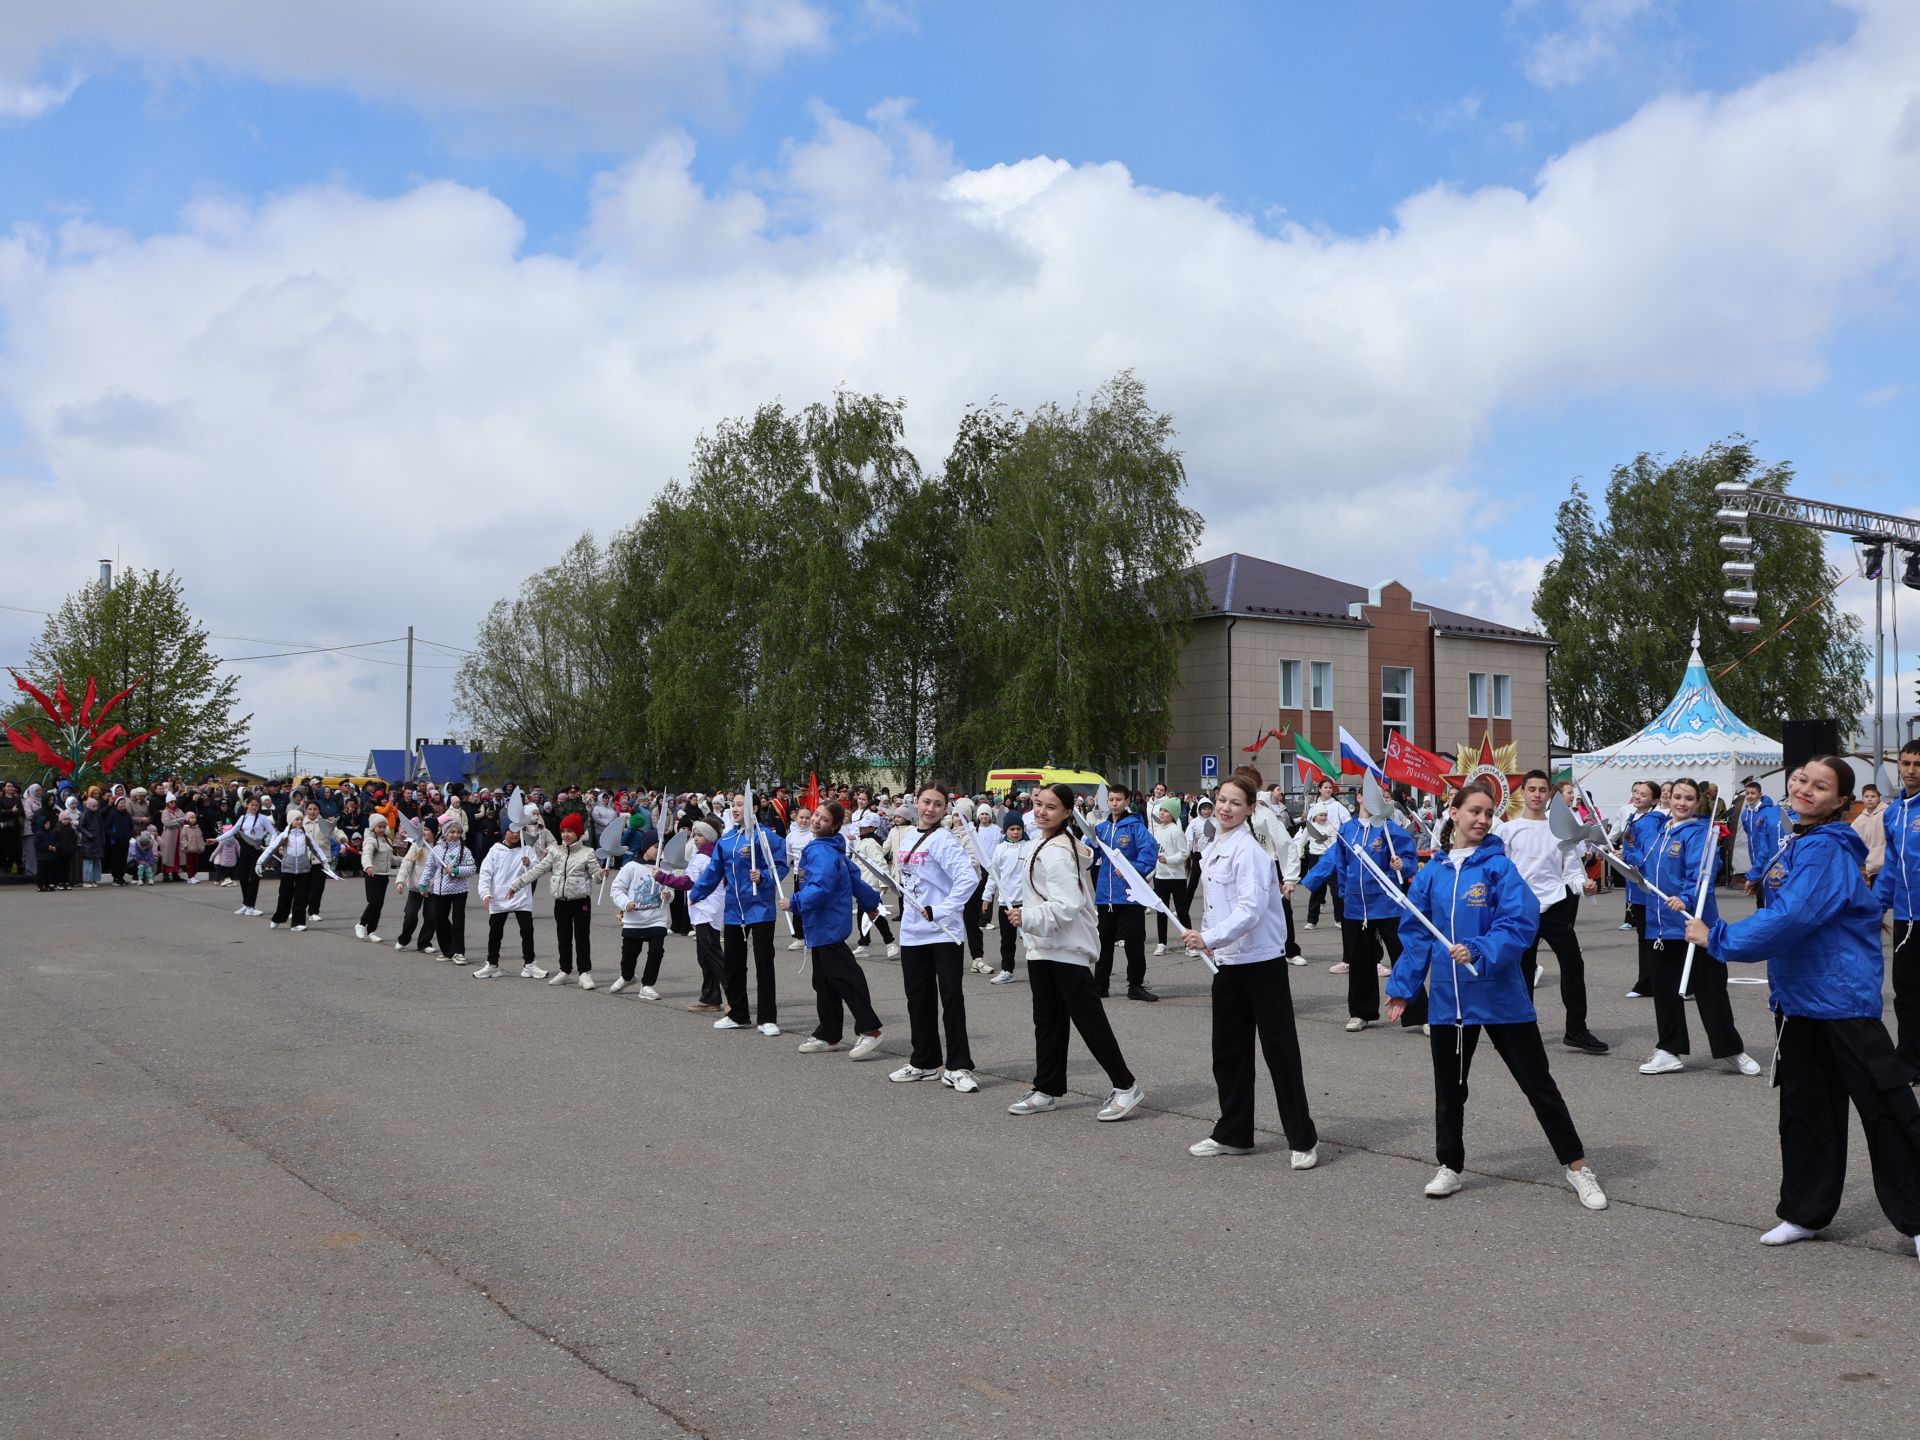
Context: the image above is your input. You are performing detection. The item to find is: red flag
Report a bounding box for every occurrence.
[803,772,820,812]
[1241,727,1282,754]
[11,672,62,726]
[79,677,98,726]
[53,677,72,724]
[6,724,74,776]
[1294,752,1330,788]
[1383,731,1452,795]
[98,729,159,776]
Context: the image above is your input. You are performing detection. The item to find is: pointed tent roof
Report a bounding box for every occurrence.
[1570,625,1783,770]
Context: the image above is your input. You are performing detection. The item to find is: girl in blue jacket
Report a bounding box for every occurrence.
[686,793,788,1034]
[783,800,887,1061]
[1300,801,1420,1032]
[1689,755,1920,1257]
[1386,780,1609,1211]
[1875,738,1920,1071]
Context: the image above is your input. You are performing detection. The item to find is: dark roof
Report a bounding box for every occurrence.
[1195,553,1550,644]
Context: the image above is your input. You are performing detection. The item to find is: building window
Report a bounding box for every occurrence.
[1492,674,1512,720]
[1153,751,1167,789]
[1278,659,1303,710]
[1468,672,1488,718]
[1309,661,1333,711]
[1382,665,1414,745]
[1278,750,1299,794]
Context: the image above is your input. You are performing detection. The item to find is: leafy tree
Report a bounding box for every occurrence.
[1534,439,1870,752]
[3,569,249,783]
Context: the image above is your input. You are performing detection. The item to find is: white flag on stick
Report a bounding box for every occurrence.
[1095,836,1217,973]
[1340,832,1476,975]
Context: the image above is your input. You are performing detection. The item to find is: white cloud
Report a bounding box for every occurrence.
[0,1,828,142]
[1519,0,1660,88]
[0,72,83,119]
[4,1,1920,764]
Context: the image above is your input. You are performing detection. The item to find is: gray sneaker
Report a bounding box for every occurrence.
[1007,1090,1057,1115]
[1096,1084,1144,1122]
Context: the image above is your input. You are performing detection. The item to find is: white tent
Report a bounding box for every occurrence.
[1570,626,1784,817]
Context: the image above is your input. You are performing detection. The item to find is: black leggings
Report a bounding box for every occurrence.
[423,892,467,957]
[1774,1013,1920,1235]
[723,920,776,1024]
[1429,1022,1584,1173]
[810,940,881,1044]
[488,910,535,966]
[270,872,309,925]
[553,896,592,973]
[1209,958,1317,1151]
[996,909,1019,970]
[359,875,387,931]
[1028,958,1133,1097]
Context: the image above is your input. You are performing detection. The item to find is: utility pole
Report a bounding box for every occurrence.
[292,744,299,780]
[405,625,415,783]
[1874,566,1885,788]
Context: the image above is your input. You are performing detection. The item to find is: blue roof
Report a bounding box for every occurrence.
[1639,653,1773,744]
[366,749,409,782]
[418,744,481,784]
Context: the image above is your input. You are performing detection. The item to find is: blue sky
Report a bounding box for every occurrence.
[1,0,1915,766]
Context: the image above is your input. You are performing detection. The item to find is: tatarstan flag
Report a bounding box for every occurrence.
[1293,734,1338,788]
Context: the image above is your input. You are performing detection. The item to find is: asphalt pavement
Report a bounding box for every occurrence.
[3,876,1916,1439]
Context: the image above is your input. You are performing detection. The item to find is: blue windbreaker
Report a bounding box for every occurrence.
[1643,816,1720,942]
[1620,809,1664,907]
[1740,796,1781,883]
[1386,835,1542,1026]
[1300,819,1416,922]
[792,832,882,948]
[1709,822,1884,1020]
[1091,813,1159,905]
[1873,789,1920,923]
[686,824,788,927]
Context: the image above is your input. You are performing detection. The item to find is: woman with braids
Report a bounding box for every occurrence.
[1004,784,1145,1121]
[1687,755,1920,1257]
[1386,779,1609,1211]
[1182,767,1318,1167]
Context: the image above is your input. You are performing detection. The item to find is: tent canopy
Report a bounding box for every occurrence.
[1569,626,1783,814]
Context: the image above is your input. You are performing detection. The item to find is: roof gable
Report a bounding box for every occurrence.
[1194,552,1546,642]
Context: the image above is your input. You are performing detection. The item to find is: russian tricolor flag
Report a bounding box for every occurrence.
[1337,726,1386,782]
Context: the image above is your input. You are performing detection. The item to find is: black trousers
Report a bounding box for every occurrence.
[1521,891,1590,1034]
[1210,958,1318,1151]
[1028,957,1134,1096]
[1094,904,1147,990]
[396,890,426,947]
[811,939,881,1043]
[694,922,725,1003]
[1280,890,1301,959]
[1152,877,1192,942]
[1626,903,1653,991]
[1305,857,1343,926]
[722,920,776,1023]
[1340,916,1419,1023]
[553,896,592,973]
[996,909,1019,970]
[1891,920,1920,1075]
[901,941,972,1071]
[106,845,127,885]
[1430,1022,1585,1173]
[237,844,263,908]
[422,892,467,957]
[961,873,987,960]
[1644,935,1744,1057]
[670,888,692,935]
[306,871,327,915]
[488,910,535,965]
[620,928,666,984]
[1775,1013,1920,1236]
[359,875,387,931]
[270,873,309,926]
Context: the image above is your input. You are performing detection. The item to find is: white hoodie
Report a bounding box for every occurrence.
[1017,834,1098,966]
[479,842,535,913]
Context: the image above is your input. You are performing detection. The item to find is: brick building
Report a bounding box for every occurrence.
[1116,553,1553,795]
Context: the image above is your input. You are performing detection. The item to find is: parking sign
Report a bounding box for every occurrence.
[1200,753,1218,779]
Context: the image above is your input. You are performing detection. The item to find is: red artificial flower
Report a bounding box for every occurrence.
[93,678,144,727]
[11,672,62,726]
[53,677,72,724]
[99,729,159,776]
[6,724,75,777]
[86,723,128,757]
[79,677,98,727]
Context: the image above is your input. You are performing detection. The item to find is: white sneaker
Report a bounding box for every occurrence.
[1533,964,1544,988]
[451,954,468,966]
[971,959,994,975]
[1153,943,1167,956]
[786,939,805,952]
[757,1021,780,1036]
[1189,1137,1253,1157]
[848,1033,884,1061]
[1616,922,1633,932]
[268,921,278,929]
[366,932,381,944]
[393,940,405,950]
[1566,1166,1608,1210]
[1760,1221,1820,1246]
[1329,961,1349,974]
[471,964,499,979]
[235,906,249,915]
[1345,1016,1370,1032]
[1424,1165,1463,1198]
[291,924,306,933]
[989,969,1018,984]
[608,977,628,994]
[797,1037,838,1053]
[941,1069,980,1093]
[714,1016,746,1030]
[1376,962,1392,977]
[549,971,573,986]
[354,924,368,940]
[885,942,900,959]
[578,974,596,991]
[520,964,548,979]
[637,985,660,1000]
[889,1064,939,1083]
[1638,1049,1685,1075]
[1422,1023,1431,1036]
[852,945,870,957]
[1625,989,1644,999]
[1096,1084,1144,1121]
[1303,922,1316,931]
[1287,954,1306,966]
[1725,1052,1762,1076]
[1008,1090,1057,1115]
[1290,1146,1319,1170]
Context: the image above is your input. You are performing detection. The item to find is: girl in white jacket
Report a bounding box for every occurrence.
[608,833,692,998]
[1149,799,1191,954]
[476,820,545,980]
[886,784,980,1091]
[1005,784,1145,1122]
[978,813,1030,983]
[1183,767,1319,1167]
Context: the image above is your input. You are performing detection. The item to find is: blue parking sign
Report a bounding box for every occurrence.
[1200,754,1218,779]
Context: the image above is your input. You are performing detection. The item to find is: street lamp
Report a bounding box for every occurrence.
[1902,545,1920,592]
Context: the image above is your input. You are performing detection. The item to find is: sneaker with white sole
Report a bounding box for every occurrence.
[852,945,870,957]
[1290,1146,1319,1170]
[1424,1165,1463,1198]
[1345,1017,1370,1032]
[392,940,404,949]
[548,971,573,986]
[268,921,279,930]
[309,914,322,923]
[471,964,499,979]
[1153,943,1167,956]
[1760,1221,1820,1246]
[1376,962,1392,977]
[451,954,468,966]
[1566,1167,1608,1210]
[1533,964,1545,989]
[885,942,901,959]
[1625,989,1644,999]
[578,975,596,991]
[1096,1084,1144,1121]
[366,932,381,944]
[1008,1090,1057,1115]
[1329,961,1349,974]
[714,1017,746,1030]
[941,1069,980,1093]
[1638,1049,1685,1075]
[637,985,660,1000]
[1302,922,1316,931]
[1725,1052,1762,1076]
[520,964,548,979]
[608,977,628,994]
[1287,954,1306,966]
[990,969,1018,984]
[290,924,306,933]
[354,924,368,940]
[848,1033,884,1061]
[797,1037,839,1053]
[971,959,994,975]
[1189,1137,1253,1157]
[889,1064,939,1082]
[786,939,806,952]
[757,1022,780,1036]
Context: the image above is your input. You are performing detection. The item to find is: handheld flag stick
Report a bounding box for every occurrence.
[1676,838,1717,995]
[1338,831,1477,975]
[1094,835,1217,973]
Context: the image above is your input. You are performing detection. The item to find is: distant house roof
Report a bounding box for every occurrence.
[418,744,481,784]
[1195,552,1550,645]
[366,749,410,783]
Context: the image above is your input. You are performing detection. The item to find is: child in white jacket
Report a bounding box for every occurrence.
[476,822,545,980]
[609,834,691,998]
[852,818,897,958]
[978,814,1031,983]
[1149,799,1191,955]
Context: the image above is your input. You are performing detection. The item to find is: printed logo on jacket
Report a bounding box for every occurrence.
[1463,881,1489,907]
